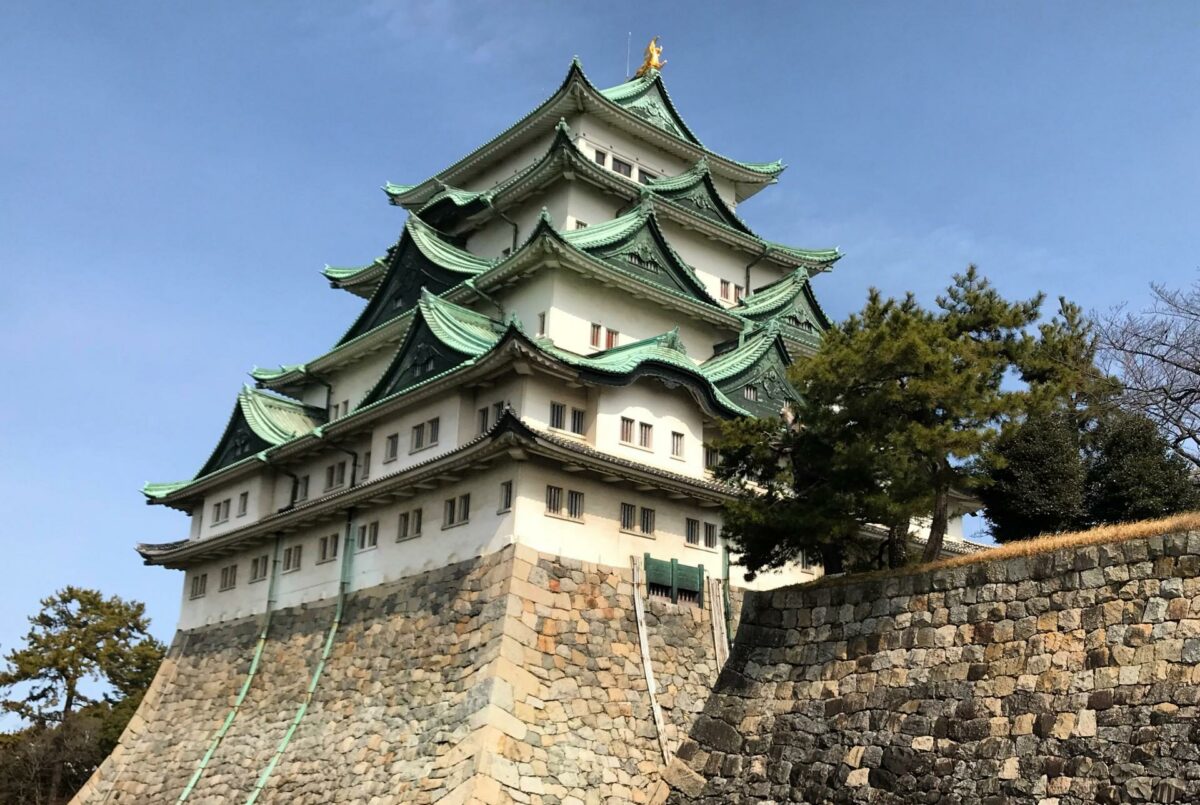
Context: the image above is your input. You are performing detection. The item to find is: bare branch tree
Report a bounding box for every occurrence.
[1097,280,1200,469]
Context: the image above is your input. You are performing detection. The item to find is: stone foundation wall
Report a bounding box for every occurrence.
[666,532,1200,804]
[75,545,736,804]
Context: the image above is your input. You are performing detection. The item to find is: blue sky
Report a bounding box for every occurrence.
[1,3,1198,663]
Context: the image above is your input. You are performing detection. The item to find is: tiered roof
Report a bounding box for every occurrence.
[384,61,784,208]
[148,56,836,509]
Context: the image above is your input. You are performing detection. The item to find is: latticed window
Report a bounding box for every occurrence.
[399,508,423,540]
[620,502,637,531]
[620,417,635,443]
[686,518,700,545]
[546,485,563,515]
[550,402,566,430]
[640,507,656,535]
[498,481,513,513]
[671,432,684,458]
[319,534,339,562]
[237,492,249,517]
[704,522,718,549]
[590,323,602,347]
[250,554,269,581]
[385,433,399,460]
[744,385,759,402]
[639,422,653,449]
[570,408,586,435]
[357,521,379,551]
[605,329,620,349]
[190,573,207,599]
[720,279,731,300]
[567,490,584,520]
[219,564,237,591]
[283,545,302,573]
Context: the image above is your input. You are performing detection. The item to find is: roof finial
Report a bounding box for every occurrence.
[634,36,666,78]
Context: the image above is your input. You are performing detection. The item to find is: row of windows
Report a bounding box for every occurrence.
[549,401,586,436]
[589,323,620,350]
[211,491,250,527]
[592,147,656,184]
[545,485,584,521]
[685,518,720,549]
[719,279,745,303]
[383,416,440,461]
[619,417,686,459]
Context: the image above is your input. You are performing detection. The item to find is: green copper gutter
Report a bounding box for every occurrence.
[177,536,282,802]
[244,508,356,803]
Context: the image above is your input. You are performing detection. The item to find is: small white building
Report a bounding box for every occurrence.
[139,59,975,631]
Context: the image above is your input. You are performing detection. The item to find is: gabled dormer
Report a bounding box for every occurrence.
[363,291,507,403]
[336,217,492,346]
[702,324,799,418]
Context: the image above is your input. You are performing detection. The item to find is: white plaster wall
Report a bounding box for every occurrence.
[466,183,572,259]
[366,396,464,480]
[463,132,557,193]
[177,465,520,630]
[595,382,707,477]
[511,463,726,578]
[198,475,266,541]
[326,348,395,415]
[570,114,711,195]
[658,219,789,307]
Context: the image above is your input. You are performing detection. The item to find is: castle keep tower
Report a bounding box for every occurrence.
[138,55,841,632]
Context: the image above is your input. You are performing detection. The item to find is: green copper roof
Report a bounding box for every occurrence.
[700,324,786,382]
[250,363,304,383]
[237,385,323,444]
[384,60,784,210]
[142,480,191,500]
[734,267,833,330]
[416,288,506,354]
[405,215,494,274]
[322,261,385,282]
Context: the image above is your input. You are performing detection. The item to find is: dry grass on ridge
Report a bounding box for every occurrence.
[812,512,1200,588]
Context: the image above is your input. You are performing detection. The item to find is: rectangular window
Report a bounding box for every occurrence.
[686,518,700,545]
[398,508,423,541]
[567,490,584,520]
[297,475,310,502]
[612,157,633,177]
[638,169,656,185]
[499,481,513,513]
[620,417,635,443]
[237,491,249,517]
[671,431,684,459]
[492,401,504,424]
[546,485,563,515]
[361,451,371,481]
[251,554,270,581]
[428,417,439,445]
[605,328,619,349]
[356,521,379,551]
[444,494,471,528]
[574,219,588,230]
[319,533,339,563]
[325,461,346,490]
[620,502,636,531]
[212,498,231,525]
[640,507,656,535]
[744,385,759,402]
[219,564,237,591]
[537,312,547,337]
[283,545,302,573]
[190,573,207,599]
[385,433,399,461]
[411,423,425,451]
[704,446,720,470]
[570,408,586,436]
[720,279,731,300]
[639,422,653,449]
[593,149,607,166]
[734,284,744,302]
[550,402,566,430]
[590,323,602,347]
[704,522,718,549]
[478,407,490,434]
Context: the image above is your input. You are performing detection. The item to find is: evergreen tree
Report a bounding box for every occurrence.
[1085,409,1200,524]
[979,411,1086,542]
[0,587,164,804]
[717,268,1044,571]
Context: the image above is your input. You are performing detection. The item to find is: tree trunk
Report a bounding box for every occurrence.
[48,681,75,804]
[887,520,909,569]
[922,485,951,562]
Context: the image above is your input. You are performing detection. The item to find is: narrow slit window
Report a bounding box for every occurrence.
[499,481,513,513]
[385,433,399,461]
[638,422,653,449]
[219,564,237,591]
[550,402,566,430]
[620,502,636,531]
[640,507,656,535]
[720,279,731,300]
[537,312,547,337]
[704,522,718,549]
[478,407,490,434]
[546,485,563,516]
[744,385,759,402]
[570,408,586,436]
[671,431,684,458]
[590,323,602,348]
[566,490,584,520]
[237,491,249,517]
[190,573,207,599]
[686,518,700,545]
[605,329,619,349]
[620,417,635,443]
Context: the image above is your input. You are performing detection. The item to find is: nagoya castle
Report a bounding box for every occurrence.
[79,42,974,805]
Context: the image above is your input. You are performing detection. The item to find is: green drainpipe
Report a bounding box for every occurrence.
[178,536,282,802]
[722,545,733,649]
[244,509,356,804]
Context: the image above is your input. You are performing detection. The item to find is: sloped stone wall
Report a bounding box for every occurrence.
[666,532,1200,804]
[75,545,736,804]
